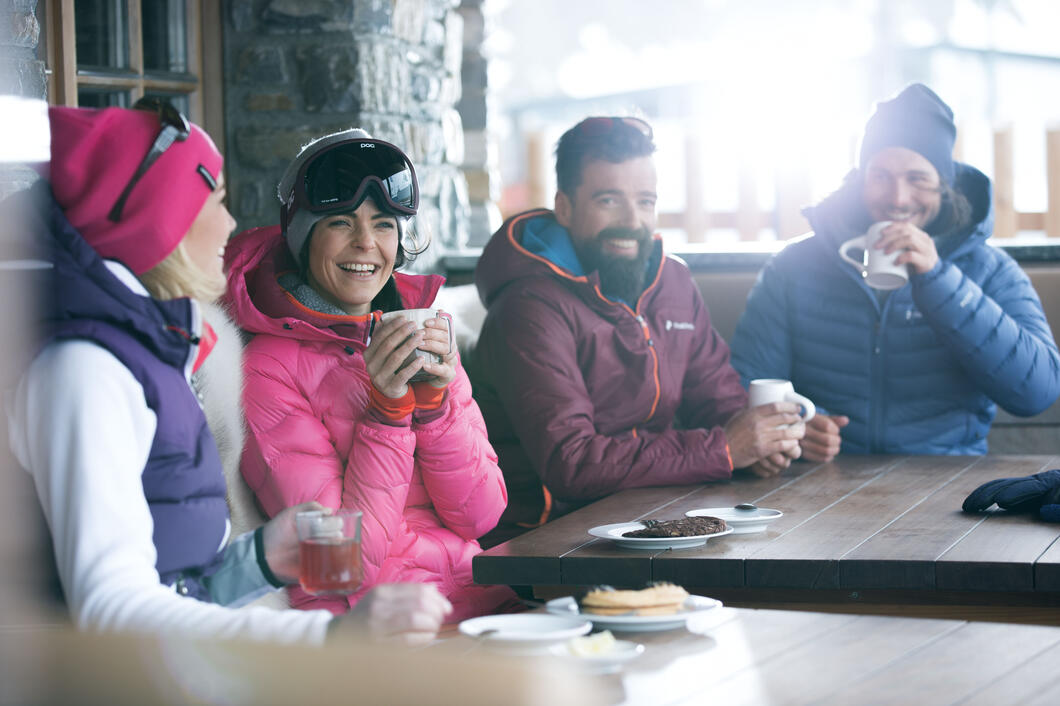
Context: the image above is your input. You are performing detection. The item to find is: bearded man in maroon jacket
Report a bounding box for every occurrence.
[470,116,805,545]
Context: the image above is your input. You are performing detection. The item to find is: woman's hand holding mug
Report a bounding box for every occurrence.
[363,316,427,398]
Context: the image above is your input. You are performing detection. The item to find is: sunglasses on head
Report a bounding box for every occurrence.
[108,97,192,222]
[576,116,654,141]
[281,138,419,233]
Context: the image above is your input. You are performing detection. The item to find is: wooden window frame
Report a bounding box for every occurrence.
[42,0,223,151]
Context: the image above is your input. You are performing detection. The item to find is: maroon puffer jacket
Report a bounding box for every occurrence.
[470,209,748,527]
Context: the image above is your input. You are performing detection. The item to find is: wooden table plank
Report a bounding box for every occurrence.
[842,455,1060,591]
[698,614,961,706]
[473,485,701,586]
[935,457,1060,591]
[619,608,863,705]
[956,639,1060,706]
[810,621,1060,706]
[1035,533,1060,591]
[744,456,975,589]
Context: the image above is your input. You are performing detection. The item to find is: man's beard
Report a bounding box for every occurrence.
[576,226,653,304]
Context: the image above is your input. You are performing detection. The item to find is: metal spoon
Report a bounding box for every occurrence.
[735,503,758,512]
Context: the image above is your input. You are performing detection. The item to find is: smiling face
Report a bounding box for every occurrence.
[182,173,235,289]
[555,156,658,261]
[305,198,400,316]
[861,146,942,230]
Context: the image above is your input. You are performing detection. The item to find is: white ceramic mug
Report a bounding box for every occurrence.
[748,379,816,423]
[378,309,454,382]
[838,221,908,290]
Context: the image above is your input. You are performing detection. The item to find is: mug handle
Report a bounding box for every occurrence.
[785,391,816,423]
[838,235,868,272]
[435,311,454,356]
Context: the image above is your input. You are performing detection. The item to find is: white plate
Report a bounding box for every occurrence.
[588,521,734,549]
[545,595,723,632]
[548,638,645,673]
[458,613,591,653]
[685,507,783,534]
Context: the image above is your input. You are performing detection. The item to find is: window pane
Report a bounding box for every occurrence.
[75,0,129,70]
[143,0,188,74]
[142,91,190,117]
[77,88,131,108]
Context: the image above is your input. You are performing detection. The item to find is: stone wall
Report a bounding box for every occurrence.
[223,0,472,272]
[0,0,45,198]
[456,0,500,247]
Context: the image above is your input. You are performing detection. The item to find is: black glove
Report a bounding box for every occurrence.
[962,469,1060,516]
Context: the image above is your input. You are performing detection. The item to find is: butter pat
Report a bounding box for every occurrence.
[567,630,616,656]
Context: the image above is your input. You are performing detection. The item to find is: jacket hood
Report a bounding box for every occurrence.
[223,224,445,346]
[802,161,994,261]
[475,208,664,308]
[20,181,199,371]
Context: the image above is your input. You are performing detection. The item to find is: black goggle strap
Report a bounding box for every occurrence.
[108,100,192,222]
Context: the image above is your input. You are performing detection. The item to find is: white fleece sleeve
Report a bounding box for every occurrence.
[7,341,333,645]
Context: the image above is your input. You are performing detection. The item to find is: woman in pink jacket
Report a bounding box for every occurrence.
[224,129,516,621]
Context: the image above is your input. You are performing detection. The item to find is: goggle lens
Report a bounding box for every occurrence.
[301,140,418,214]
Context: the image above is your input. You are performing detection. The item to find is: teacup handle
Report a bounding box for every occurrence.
[435,311,454,356]
[785,391,816,423]
[838,235,868,273]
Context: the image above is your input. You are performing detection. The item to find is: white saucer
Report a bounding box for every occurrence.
[684,507,783,534]
[459,613,591,653]
[548,638,645,673]
[588,522,734,549]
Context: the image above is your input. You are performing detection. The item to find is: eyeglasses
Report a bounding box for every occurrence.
[575,116,654,141]
[108,97,191,222]
[281,138,419,233]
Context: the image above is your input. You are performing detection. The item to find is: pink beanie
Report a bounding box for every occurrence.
[47,106,224,274]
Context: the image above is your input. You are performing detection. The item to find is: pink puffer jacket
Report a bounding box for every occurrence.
[223,225,515,621]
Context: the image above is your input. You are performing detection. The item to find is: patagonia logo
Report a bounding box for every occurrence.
[665,320,695,331]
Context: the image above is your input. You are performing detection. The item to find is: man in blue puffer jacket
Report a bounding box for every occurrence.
[730,83,1060,460]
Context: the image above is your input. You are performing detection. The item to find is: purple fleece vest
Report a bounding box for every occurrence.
[38,187,229,601]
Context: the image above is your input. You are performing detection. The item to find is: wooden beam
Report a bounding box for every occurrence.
[737,169,758,240]
[526,131,550,210]
[47,0,78,105]
[993,126,1017,238]
[774,167,812,240]
[1047,128,1060,238]
[683,130,706,243]
[127,0,144,101]
[199,0,225,151]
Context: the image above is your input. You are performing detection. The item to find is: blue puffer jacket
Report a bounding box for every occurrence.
[730,163,1060,454]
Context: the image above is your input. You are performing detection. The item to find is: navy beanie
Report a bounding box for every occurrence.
[858,83,956,185]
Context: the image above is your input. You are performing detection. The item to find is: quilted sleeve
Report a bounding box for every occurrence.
[912,252,1060,417]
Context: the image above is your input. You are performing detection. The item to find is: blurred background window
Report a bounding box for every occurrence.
[488,0,1060,245]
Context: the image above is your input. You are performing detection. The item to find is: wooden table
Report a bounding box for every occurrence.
[450,606,1060,706]
[474,455,1060,623]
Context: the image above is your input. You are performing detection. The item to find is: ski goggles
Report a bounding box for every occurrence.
[281,138,419,232]
[109,97,191,222]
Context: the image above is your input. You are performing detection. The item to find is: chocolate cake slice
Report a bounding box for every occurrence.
[622,516,726,538]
